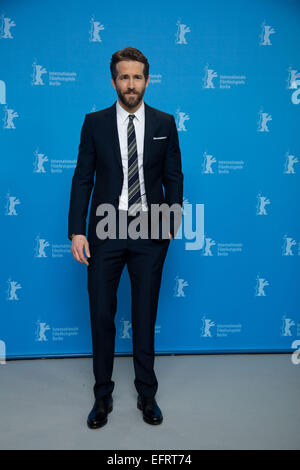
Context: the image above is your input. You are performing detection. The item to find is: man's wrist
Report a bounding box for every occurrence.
[71,233,84,240]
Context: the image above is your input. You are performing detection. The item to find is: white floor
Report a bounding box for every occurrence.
[0,354,299,450]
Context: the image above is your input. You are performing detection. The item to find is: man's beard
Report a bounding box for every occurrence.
[116,87,146,109]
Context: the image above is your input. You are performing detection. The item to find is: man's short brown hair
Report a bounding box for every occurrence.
[110,47,149,82]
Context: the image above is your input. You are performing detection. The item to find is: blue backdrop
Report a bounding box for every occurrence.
[1,0,299,359]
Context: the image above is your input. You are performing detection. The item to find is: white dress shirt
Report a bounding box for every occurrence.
[116,99,148,212]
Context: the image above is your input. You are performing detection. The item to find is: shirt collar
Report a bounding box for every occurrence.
[116,99,144,124]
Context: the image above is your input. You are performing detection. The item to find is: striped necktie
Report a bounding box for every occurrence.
[127,114,142,216]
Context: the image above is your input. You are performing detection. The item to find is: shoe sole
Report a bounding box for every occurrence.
[87,404,113,429]
[137,402,163,425]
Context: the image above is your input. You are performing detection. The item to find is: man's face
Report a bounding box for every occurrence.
[111,60,149,110]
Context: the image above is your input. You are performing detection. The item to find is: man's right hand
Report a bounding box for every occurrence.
[71,235,90,266]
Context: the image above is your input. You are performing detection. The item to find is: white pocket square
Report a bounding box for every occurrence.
[153,136,167,140]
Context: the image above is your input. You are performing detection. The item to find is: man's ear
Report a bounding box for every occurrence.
[111,76,116,90]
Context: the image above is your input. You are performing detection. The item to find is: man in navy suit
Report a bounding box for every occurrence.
[68,47,183,429]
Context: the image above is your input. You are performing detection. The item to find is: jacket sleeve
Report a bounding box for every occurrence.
[67,114,96,240]
[162,115,184,237]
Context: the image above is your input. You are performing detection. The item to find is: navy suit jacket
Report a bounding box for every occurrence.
[68,100,184,245]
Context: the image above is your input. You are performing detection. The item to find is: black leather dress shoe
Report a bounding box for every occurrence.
[87,394,113,429]
[137,395,163,425]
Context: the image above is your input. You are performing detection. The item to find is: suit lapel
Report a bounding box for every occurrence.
[111,101,123,170]
[110,100,154,171]
[143,101,154,169]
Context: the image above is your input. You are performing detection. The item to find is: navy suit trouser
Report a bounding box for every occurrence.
[87,209,170,401]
